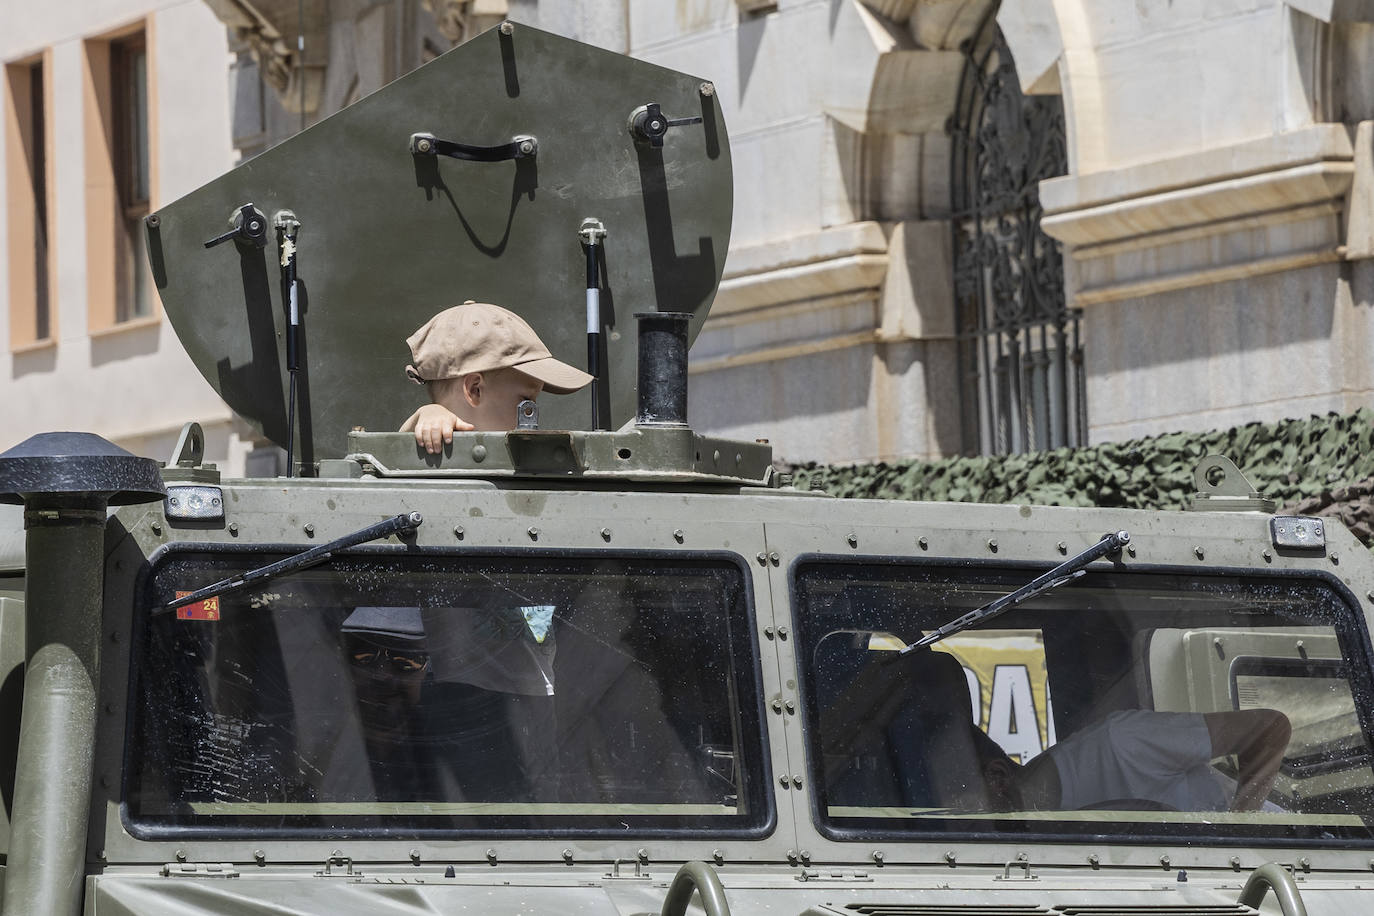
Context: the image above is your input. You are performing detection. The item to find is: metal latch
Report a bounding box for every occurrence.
[1270,516,1326,551]
[161,862,239,878]
[995,854,1037,880]
[317,850,359,877]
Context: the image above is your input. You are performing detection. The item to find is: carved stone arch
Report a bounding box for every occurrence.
[949,4,1084,454]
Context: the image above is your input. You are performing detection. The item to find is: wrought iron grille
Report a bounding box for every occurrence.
[950,12,1085,455]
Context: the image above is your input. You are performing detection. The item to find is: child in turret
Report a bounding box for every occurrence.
[402,301,592,452]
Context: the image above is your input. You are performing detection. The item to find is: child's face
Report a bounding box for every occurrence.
[467,367,544,431]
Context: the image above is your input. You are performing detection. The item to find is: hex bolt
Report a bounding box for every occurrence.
[769,551,780,566]
[1263,549,1273,562]
[409,849,420,864]
[528,526,539,541]
[800,850,812,865]
[777,627,789,640]
[1160,855,1171,870]
[987,538,998,552]
[151,522,162,536]
[255,849,267,864]
[786,850,799,865]
[771,699,783,714]
[1194,547,1204,560]
[713,849,724,865]
[764,626,775,639]
[944,851,957,865]
[563,848,574,863]
[872,851,885,865]
[791,775,803,788]
[673,529,685,543]
[784,700,796,714]
[304,523,315,537]
[228,522,239,536]
[486,848,498,864]
[637,848,649,864]
[756,552,768,565]
[1231,856,1243,871]
[417,138,432,153]
[1057,542,1068,555]
[699,81,715,97]
[918,537,928,550]
[519,139,535,155]
[499,20,513,34]
[453,526,465,539]
[846,534,858,548]
[1299,857,1311,872]
[1331,552,1340,565]
[176,850,187,863]
[778,775,790,789]
[1127,545,1137,558]
[600,528,612,541]
[1088,854,1100,868]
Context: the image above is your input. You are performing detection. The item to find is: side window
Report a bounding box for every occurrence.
[127,552,772,838]
[796,563,1374,843]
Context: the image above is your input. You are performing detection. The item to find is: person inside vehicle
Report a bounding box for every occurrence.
[976,706,1292,813]
[338,605,436,801]
[401,300,593,452]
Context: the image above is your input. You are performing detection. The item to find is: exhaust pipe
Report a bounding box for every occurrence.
[634,311,691,428]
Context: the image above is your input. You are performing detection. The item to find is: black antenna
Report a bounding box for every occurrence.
[579,218,608,430]
[274,210,302,476]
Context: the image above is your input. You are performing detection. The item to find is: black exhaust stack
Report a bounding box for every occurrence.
[634,311,691,428]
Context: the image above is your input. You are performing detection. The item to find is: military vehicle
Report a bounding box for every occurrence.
[0,20,1369,916]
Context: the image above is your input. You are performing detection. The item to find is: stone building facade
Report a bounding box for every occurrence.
[5,0,1374,468]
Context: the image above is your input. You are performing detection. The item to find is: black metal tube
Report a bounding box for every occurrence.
[585,240,601,430]
[634,311,691,427]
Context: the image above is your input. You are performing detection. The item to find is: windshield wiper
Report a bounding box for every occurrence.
[901,529,1129,653]
[156,511,424,615]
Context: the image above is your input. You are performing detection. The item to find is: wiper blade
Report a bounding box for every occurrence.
[901,529,1129,653]
[156,511,423,615]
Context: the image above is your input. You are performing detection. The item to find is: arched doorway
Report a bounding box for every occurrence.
[950,8,1084,455]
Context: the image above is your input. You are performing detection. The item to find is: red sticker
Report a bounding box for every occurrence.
[175,592,220,621]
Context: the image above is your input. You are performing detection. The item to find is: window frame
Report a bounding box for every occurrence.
[83,18,158,335]
[122,542,777,841]
[790,553,1374,847]
[4,50,56,352]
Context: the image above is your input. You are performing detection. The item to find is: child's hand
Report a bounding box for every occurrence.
[401,404,475,454]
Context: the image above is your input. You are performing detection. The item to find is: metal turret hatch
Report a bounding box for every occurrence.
[147,22,731,463]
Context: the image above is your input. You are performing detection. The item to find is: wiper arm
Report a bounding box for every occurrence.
[157,511,424,615]
[901,529,1129,653]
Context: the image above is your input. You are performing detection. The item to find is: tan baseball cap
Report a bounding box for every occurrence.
[405,301,593,394]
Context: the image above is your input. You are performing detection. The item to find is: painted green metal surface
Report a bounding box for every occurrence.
[345,428,774,485]
[148,23,731,461]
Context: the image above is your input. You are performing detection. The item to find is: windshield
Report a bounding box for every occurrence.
[795,562,1374,843]
[127,550,769,837]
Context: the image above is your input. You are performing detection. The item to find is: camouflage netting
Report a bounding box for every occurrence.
[787,407,1374,546]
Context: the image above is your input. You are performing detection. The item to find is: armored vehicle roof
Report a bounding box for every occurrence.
[148,23,731,462]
